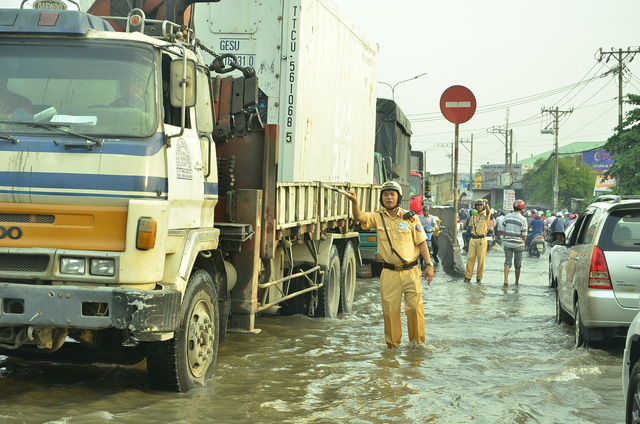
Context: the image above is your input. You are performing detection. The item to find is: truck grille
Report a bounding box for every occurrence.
[0,254,50,272]
[0,213,55,224]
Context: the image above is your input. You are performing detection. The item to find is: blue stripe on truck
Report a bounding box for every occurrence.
[0,172,218,199]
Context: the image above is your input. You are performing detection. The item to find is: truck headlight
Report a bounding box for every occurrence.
[60,257,85,275]
[90,259,115,276]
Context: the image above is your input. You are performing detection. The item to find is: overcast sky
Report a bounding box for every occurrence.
[331,0,640,174]
[9,0,640,175]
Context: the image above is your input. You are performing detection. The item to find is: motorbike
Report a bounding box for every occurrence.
[528,233,546,257]
[485,229,494,252]
[420,225,435,269]
[492,231,503,249]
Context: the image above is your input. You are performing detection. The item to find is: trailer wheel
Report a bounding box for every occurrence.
[371,261,383,278]
[339,241,356,314]
[317,245,341,318]
[146,269,219,392]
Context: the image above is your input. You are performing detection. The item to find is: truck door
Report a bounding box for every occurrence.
[163,55,207,229]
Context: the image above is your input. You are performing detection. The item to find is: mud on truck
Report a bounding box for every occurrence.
[0,0,380,392]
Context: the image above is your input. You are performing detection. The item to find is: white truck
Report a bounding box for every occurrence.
[0,0,380,392]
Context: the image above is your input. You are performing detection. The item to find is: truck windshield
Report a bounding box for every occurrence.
[410,174,421,196]
[0,40,157,138]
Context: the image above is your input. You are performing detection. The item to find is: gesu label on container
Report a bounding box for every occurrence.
[217,38,256,68]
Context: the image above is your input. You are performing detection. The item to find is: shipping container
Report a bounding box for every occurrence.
[193,0,379,184]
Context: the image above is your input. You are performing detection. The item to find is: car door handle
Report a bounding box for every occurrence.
[627,265,640,270]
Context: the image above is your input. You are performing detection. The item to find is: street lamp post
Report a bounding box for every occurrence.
[377,72,428,101]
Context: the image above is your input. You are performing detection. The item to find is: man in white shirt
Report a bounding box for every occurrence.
[418,205,440,264]
[500,200,528,286]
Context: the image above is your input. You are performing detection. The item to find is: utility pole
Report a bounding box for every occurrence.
[460,134,474,207]
[489,126,511,184]
[596,47,640,127]
[541,106,573,212]
[470,134,474,194]
[508,129,513,176]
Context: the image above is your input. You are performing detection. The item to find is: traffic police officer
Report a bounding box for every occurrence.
[464,198,491,283]
[347,181,434,348]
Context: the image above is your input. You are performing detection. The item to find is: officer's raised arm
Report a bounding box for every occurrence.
[346,191,367,224]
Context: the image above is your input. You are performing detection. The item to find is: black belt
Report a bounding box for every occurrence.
[383,260,418,271]
[471,234,486,239]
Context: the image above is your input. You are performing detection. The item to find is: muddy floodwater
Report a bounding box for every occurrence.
[0,244,624,423]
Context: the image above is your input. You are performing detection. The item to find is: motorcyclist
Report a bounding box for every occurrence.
[526,214,545,249]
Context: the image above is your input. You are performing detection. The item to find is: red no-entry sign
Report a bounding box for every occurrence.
[439,85,476,124]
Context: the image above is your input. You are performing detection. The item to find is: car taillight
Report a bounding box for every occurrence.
[588,246,612,289]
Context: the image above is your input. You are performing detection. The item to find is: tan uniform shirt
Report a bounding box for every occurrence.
[363,208,427,265]
[469,210,491,236]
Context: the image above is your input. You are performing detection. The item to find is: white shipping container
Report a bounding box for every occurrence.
[193,0,379,184]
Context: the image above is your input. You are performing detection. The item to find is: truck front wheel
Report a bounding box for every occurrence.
[146,269,219,392]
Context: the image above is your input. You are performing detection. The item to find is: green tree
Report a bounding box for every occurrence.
[522,156,596,210]
[603,94,640,195]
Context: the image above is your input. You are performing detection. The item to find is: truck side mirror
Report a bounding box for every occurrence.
[170,59,197,108]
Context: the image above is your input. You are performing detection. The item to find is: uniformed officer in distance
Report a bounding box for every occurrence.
[464,198,491,283]
[347,181,434,348]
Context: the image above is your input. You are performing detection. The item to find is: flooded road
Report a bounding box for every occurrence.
[0,244,625,423]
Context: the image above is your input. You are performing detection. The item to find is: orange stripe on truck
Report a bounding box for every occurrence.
[0,203,127,251]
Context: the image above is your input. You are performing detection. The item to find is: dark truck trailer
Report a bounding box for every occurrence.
[374,98,412,210]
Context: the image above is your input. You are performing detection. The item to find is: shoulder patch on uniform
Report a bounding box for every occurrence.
[416,225,422,232]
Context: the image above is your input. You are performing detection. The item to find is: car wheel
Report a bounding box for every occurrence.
[626,360,640,424]
[548,258,555,288]
[574,300,588,348]
[555,288,569,324]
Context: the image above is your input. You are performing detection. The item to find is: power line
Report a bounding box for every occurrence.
[596,47,640,126]
[407,73,607,122]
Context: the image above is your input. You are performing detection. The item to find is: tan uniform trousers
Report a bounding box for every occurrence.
[379,266,425,348]
[465,237,487,280]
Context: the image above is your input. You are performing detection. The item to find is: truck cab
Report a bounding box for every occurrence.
[0,4,249,392]
[410,171,423,213]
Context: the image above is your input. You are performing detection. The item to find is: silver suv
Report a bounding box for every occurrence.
[554,195,640,347]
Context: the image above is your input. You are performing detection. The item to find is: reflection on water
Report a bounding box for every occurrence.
[0,250,625,424]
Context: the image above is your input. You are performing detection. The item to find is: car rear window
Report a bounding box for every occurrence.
[598,209,640,251]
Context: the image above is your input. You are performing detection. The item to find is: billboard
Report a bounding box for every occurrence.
[582,150,614,173]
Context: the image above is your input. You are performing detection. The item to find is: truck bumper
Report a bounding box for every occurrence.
[0,283,180,334]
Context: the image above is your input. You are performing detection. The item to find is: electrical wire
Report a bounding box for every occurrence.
[556,62,608,109]
[407,73,609,123]
[563,103,618,140]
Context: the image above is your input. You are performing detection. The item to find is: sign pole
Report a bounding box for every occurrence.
[440,85,476,248]
[453,123,459,241]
